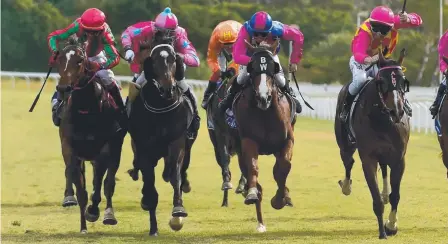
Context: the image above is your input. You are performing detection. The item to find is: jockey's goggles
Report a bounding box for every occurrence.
[253,32,269,38]
[155,27,176,37]
[370,22,392,36]
[84,29,103,36]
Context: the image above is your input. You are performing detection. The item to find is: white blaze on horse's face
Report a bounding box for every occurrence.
[259,73,269,99]
[64,50,76,72]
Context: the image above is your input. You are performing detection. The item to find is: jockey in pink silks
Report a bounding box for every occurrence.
[429,30,448,117]
[218,11,304,114]
[120,7,200,124]
[339,6,423,122]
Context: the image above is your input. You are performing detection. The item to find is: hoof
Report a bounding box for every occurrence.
[379,232,387,239]
[271,196,286,210]
[85,205,100,223]
[172,206,188,217]
[385,221,398,236]
[127,169,139,181]
[149,230,159,237]
[103,208,117,225]
[338,179,352,195]
[285,197,293,207]
[80,229,87,234]
[182,180,191,193]
[244,188,259,205]
[62,195,78,207]
[222,181,233,190]
[169,217,184,231]
[256,223,267,233]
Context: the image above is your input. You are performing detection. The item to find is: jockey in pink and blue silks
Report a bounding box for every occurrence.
[218,11,304,114]
[339,6,423,122]
[120,7,200,123]
[429,30,448,117]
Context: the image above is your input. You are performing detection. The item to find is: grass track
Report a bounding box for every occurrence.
[1,82,448,243]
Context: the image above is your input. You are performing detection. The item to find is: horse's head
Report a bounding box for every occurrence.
[142,41,179,100]
[245,39,280,110]
[374,48,410,123]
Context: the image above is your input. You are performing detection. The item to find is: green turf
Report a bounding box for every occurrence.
[2,81,448,243]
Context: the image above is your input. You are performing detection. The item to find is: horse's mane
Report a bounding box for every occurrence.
[65,35,80,46]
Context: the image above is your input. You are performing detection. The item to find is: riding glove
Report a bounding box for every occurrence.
[289,63,298,73]
[125,50,135,62]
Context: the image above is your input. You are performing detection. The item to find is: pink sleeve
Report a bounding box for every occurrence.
[120,22,152,51]
[175,28,200,67]
[439,31,448,73]
[232,27,251,66]
[281,25,304,64]
[393,13,423,29]
[352,31,371,64]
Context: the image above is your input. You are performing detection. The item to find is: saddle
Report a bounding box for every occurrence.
[435,92,448,137]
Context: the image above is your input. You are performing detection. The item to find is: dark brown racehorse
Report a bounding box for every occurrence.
[232,40,296,232]
[334,49,410,239]
[205,50,246,207]
[54,37,127,233]
[127,40,197,236]
[435,56,448,179]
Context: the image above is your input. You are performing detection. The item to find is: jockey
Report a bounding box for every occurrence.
[201,20,242,109]
[121,7,200,126]
[48,8,123,127]
[339,6,423,122]
[429,30,448,116]
[218,11,303,114]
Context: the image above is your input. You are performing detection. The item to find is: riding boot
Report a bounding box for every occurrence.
[430,82,447,117]
[218,81,243,112]
[51,91,62,127]
[339,92,356,122]
[184,88,200,137]
[106,83,127,132]
[201,81,218,109]
[280,83,302,114]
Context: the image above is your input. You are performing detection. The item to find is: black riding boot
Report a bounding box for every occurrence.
[280,83,302,114]
[106,83,127,132]
[51,91,62,127]
[430,82,447,117]
[218,82,243,112]
[184,88,201,137]
[339,92,356,122]
[201,81,218,109]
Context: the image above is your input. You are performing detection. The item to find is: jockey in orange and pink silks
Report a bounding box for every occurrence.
[120,7,200,120]
[218,11,304,114]
[339,6,423,122]
[429,30,448,117]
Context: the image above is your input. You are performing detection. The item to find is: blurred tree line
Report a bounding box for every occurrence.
[2,0,448,86]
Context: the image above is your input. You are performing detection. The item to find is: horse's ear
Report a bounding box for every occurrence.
[378,47,385,64]
[246,61,253,74]
[274,62,280,74]
[270,39,280,53]
[245,39,255,52]
[398,48,406,66]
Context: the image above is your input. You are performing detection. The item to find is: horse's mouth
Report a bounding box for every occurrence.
[389,109,404,123]
[256,96,272,110]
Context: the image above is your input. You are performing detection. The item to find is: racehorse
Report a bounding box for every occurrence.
[54,37,127,233]
[205,49,246,207]
[334,48,410,239]
[232,39,296,232]
[434,56,448,179]
[127,39,197,236]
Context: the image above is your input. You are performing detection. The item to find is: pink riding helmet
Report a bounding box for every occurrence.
[154,7,178,29]
[369,6,395,26]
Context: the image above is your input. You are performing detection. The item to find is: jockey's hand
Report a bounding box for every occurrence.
[289,63,298,73]
[221,67,236,80]
[87,61,101,72]
[364,54,379,65]
[399,12,410,23]
[125,50,135,63]
[48,51,59,66]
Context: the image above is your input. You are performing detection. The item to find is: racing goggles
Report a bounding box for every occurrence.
[370,22,392,36]
[253,32,269,38]
[84,29,103,36]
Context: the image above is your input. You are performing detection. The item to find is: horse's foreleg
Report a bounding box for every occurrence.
[181,140,192,194]
[441,138,448,178]
[127,139,139,181]
[385,158,405,237]
[62,148,77,207]
[379,163,390,204]
[272,139,293,210]
[140,161,159,236]
[241,138,259,205]
[68,156,88,233]
[102,143,122,226]
[338,147,356,196]
[361,156,386,239]
[85,158,107,223]
[209,129,231,206]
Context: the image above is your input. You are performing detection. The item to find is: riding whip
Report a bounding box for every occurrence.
[291,72,314,110]
[29,52,59,112]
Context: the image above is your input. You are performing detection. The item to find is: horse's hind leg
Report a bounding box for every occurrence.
[85,158,107,223]
[271,138,293,210]
[361,155,386,239]
[385,158,405,237]
[241,138,260,205]
[379,163,390,204]
[181,138,193,194]
[338,147,356,195]
[140,161,159,236]
[208,129,232,206]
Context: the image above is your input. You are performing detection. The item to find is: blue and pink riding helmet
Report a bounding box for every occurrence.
[247,11,273,34]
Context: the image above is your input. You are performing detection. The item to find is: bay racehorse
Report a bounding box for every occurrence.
[205,49,246,207]
[54,37,127,233]
[127,39,198,236]
[434,56,448,179]
[335,48,410,239]
[231,39,296,232]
